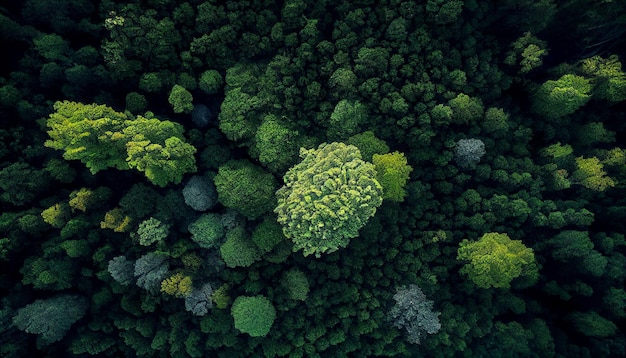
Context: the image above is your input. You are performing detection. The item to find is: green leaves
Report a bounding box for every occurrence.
[275,142,383,257]
[531,74,592,119]
[230,295,276,337]
[214,160,277,219]
[168,84,194,114]
[372,151,413,202]
[457,232,537,289]
[45,101,197,187]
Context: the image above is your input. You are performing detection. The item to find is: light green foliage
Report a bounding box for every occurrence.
[504,32,548,74]
[168,84,194,114]
[125,132,197,187]
[457,232,537,289]
[45,101,130,173]
[214,160,277,219]
[532,74,592,119]
[326,100,367,140]
[275,142,383,257]
[281,269,309,301]
[581,55,626,102]
[45,101,196,186]
[160,272,193,297]
[12,295,88,347]
[448,93,484,124]
[188,213,225,249]
[41,203,71,229]
[100,208,132,233]
[199,70,223,94]
[251,217,285,254]
[346,131,390,162]
[136,217,169,246]
[571,156,615,191]
[254,115,300,172]
[567,312,617,337]
[68,187,111,212]
[372,152,413,202]
[220,226,261,268]
[231,295,276,337]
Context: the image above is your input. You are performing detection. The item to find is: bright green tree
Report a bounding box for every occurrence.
[581,55,626,103]
[231,295,276,337]
[457,232,538,289]
[275,142,383,257]
[531,74,592,119]
[168,84,194,114]
[372,151,413,202]
[45,101,197,187]
[571,156,615,191]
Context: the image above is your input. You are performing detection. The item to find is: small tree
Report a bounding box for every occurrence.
[188,213,225,249]
[168,84,194,114]
[372,151,413,202]
[108,256,135,285]
[135,217,169,246]
[387,285,441,345]
[134,252,169,292]
[531,74,592,119]
[454,139,486,169]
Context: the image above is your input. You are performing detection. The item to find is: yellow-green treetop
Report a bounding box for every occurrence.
[275,142,383,258]
[45,101,196,187]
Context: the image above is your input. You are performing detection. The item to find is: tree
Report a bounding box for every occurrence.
[275,142,383,257]
[185,283,214,316]
[183,175,217,211]
[41,202,71,228]
[448,93,484,124]
[580,54,626,103]
[12,295,88,347]
[188,213,225,250]
[281,269,309,301]
[457,232,537,289]
[161,273,193,297]
[387,284,441,345]
[253,115,300,173]
[571,156,615,191]
[108,256,135,285]
[346,131,390,162]
[125,92,148,114]
[504,32,548,74]
[251,217,285,254]
[231,295,276,337]
[372,151,413,202]
[220,226,261,268]
[454,139,486,169]
[45,101,197,186]
[0,162,51,206]
[199,70,223,94]
[68,187,111,212]
[135,217,169,246]
[326,100,367,140]
[134,252,169,292]
[531,74,592,119]
[214,160,277,219]
[567,312,617,337]
[168,84,194,114]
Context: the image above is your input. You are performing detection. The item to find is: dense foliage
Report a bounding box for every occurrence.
[1,0,625,357]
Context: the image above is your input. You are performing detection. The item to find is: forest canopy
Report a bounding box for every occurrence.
[1,0,625,357]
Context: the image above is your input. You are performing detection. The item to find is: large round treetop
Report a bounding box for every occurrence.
[275,142,383,257]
